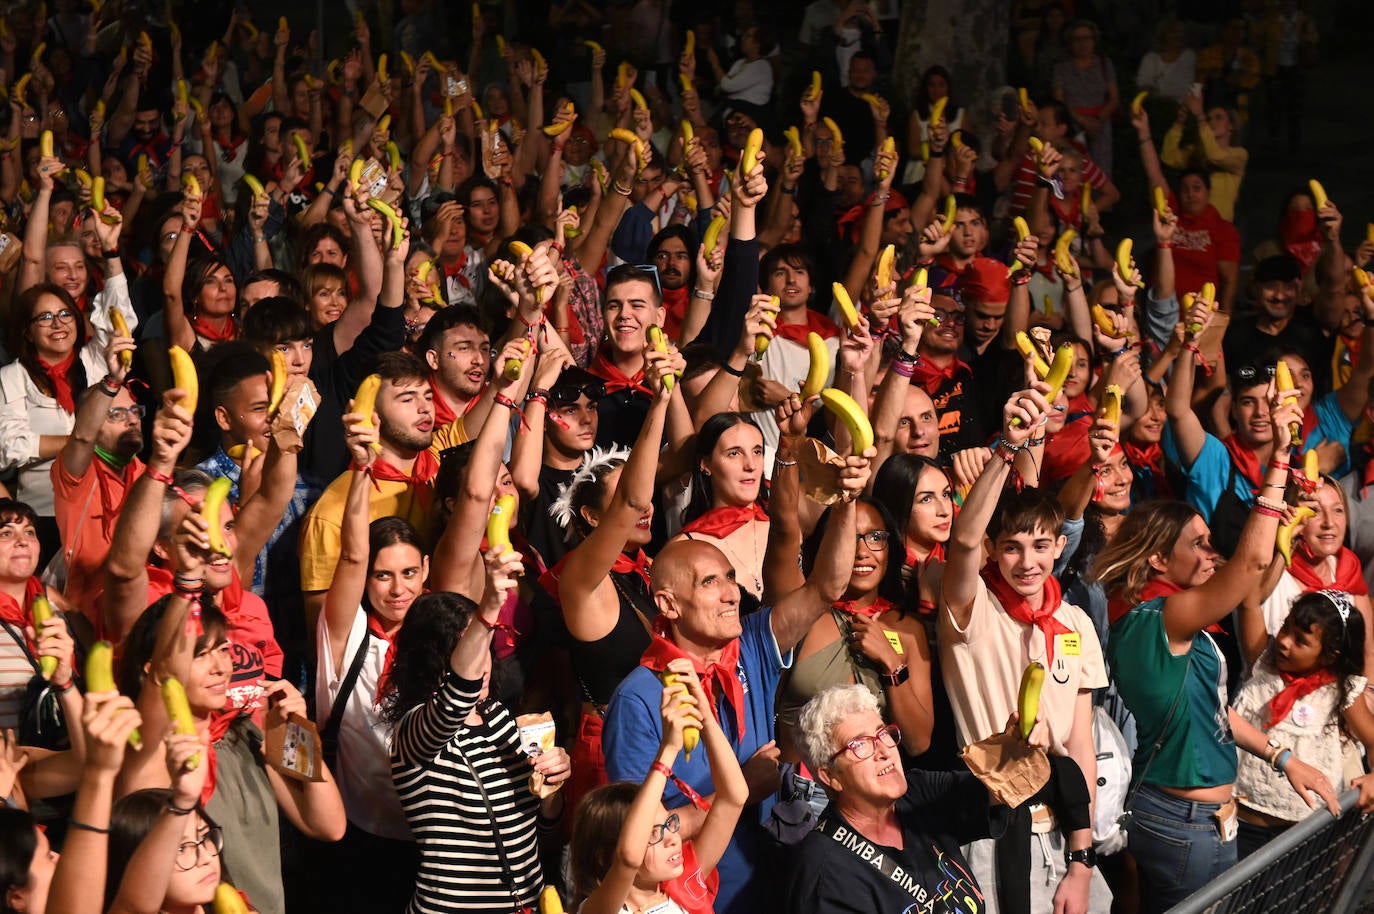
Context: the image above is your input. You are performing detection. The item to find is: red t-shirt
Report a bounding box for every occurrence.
[1009,141,1108,218]
[50,455,145,629]
[1171,203,1241,297]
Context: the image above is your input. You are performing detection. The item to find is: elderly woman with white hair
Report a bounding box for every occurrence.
[784,684,1096,914]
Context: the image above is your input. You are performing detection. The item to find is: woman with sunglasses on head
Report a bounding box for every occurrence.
[570,670,747,914]
[0,275,136,566]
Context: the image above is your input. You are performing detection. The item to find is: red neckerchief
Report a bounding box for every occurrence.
[441,252,471,289]
[215,132,247,163]
[538,548,652,606]
[430,374,457,426]
[1289,542,1370,595]
[661,285,690,340]
[1109,577,1224,634]
[772,308,841,345]
[1122,440,1163,474]
[191,314,237,344]
[366,611,400,705]
[905,542,947,570]
[369,451,439,490]
[663,840,719,914]
[1042,414,1091,486]
[1221,434,1264,493]
[0,578,49,655]
[37,352,76,413]
[834,596,895,619]
[909,354,970,396]
[980,560,1069,665]
[681,504,768,539]
[640,634,746,740]
[1265,669,1337,728]
[589,345,652,396]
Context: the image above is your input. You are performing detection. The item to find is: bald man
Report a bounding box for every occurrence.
[602,452,871,914]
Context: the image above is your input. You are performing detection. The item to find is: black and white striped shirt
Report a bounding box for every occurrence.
[392,674,551,914]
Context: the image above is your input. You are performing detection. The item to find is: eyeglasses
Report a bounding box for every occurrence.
[31,309,76,325]
[107,405,146,423]
[932,309,965,325]
[173,826,223,871]
[829,724,901,765]
[855,530,890,550]
[549,381,606,405]
[648,813,680,846]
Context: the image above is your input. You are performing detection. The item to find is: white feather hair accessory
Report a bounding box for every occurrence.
[548,445,632,532]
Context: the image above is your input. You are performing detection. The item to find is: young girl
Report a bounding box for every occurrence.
[571,667,747,914]
[1233,590,1374,857]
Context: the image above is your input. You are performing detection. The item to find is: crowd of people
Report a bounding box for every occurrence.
[0,0,1362,912]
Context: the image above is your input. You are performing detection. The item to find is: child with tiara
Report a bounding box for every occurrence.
[1234,589,1374,856]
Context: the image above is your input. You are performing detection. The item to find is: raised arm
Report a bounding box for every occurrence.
[229,426,300,583]
[333,181,386,353]
[17,152,64,294]
[1163,298,1217,467]
[160,190,202,353]
[1131,106,1170,198]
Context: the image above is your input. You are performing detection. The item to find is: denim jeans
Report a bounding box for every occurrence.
[1127,785,1237,914]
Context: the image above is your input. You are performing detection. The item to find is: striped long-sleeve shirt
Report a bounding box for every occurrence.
[392,674,550,914]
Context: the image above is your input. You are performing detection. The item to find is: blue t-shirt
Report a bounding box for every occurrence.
[1162,425,1251,523]
[1302,392,1355,478]
[603,608,792,914]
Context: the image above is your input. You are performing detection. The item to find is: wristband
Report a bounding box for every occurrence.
[651,760,673,779]
[101,248,120,259]
[1255,495,1288,513]
[145,467,177,487]
[69,818,110,833]
[881,664,910,687]
[166,800,197,816]
[720,362,744,377]
[693,288,715,301]
[775,459,798,468]
[1157,243,1172,250]
[100,375,121,396]
[53,677,75,694]
[889,359,915,378]
[475,613,521,636]
[1274,749,1293,773]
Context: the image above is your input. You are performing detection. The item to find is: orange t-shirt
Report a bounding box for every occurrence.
[50,455,145,629]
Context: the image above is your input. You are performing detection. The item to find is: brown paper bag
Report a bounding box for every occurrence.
[798,437,848,506]
[264,712,325,782]
[960,728,1050,808]
[517,712,558,798]
[269,376,320,454]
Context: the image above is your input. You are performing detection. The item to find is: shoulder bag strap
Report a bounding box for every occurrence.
[0,617,40,674]
[321,626,371,752]
[454,710,526,914]
[1119,654,1192,821]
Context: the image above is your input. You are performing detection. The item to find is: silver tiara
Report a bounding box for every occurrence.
[548,445,631,532]
[1317,589,1354,633]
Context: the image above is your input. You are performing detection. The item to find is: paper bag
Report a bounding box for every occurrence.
[517,712,558,798]
[798,437,848,506]
[264,712,325,783]
[269,376,320,454]
[960,728,1050,808]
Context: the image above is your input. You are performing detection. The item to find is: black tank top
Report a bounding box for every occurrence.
[568,569,657,708]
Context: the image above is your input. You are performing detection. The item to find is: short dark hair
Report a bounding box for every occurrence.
[241,296,313,346]
[417,305,487,357]
[297,223,348,266]
[205,342,272,410]
[604,264,662,308]
[987,487,1065,542]
[0,499,39,533]
[759,243,815,288]
[375,350,430,387]
[241,268,302,306]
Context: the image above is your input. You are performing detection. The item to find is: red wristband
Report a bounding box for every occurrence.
[651,760,673,779]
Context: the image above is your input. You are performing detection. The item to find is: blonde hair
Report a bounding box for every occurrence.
[1091,499,1201,604]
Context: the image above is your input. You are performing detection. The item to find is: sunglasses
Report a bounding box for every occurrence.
[1234,364,1276,384]
[549,381,606,405]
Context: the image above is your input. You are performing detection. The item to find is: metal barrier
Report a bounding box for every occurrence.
[1165,789,1374,914]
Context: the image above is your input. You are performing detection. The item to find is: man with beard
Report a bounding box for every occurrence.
[418,306,492,426]
[112,95,174,187]
[51,329,142,630]
[909,289,984,460]
[646,226,698,342]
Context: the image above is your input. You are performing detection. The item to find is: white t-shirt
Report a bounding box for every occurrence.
[316,609,412,841]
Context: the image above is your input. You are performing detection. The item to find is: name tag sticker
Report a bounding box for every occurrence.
[883,630,904,655]
[1058,633,1081,656]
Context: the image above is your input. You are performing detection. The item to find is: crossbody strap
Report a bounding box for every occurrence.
[1120,653,1192,817]
[815,813,924,902]
[321,625,372,752]
[455,710,526,914]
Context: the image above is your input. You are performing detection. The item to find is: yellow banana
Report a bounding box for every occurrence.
[169,346,198,414]
[291,133,311,169]
[226,445,261,461]
[182,172,202,198]
[949,129,963,150]
[583,39,603,54]
[701,214,727,254]
[1304,448,1320,483]
[1018,88,1033,116]
[508,240,547,304]
[660,672,700,759]
[1153,186,1170,218]
[352,374,384,453]
[1017,662,1045,738]
[616,61,630,89]
[162,677,200,770]
[740,127,763,171]
[386,141,402,173]
[268,350,288,413]
[1015,331,1050,378]
[243,174,266,200]
[13,74,31,109]
[1367,223,1374,245]
[278,16,288,32]
[1276,506,1316,566]
[910,267,939,327]
[644,324,677,391]
[376,53,388,83]
[30,594,57,678]
[801,332,829,399]
[678,73,694,94]
[213,883,250,914]
[822,117,843,151]
[176,77,189,108]
[1201,281,1216,304]
[783,126,802,158]
[367,197,406,250]
[1275,359,1301,441]
[1102,384,1122,426]
[1053,229,1077,276]
[495,35,507,58]
[1013,216,1030,241]
[920,141,929,162]
[110,308,133,370]
[819,388,874,454]
[30,41,44,67]
[39,130,53,158]
[86,641,142,748]
[376,114,392,134]
[832,282,860,331]
[348,159,364,192]
[1027,135,1043,154]
[1115,238,1143,287]
[502,338,531,381]
[751,296,780,360]
[807,71,822,101]
[1308,178,1328,209]
[629,88,647,110]
[940,195,957,233]
[1080,183,1092,219]
[400,51,415,76]
[684,30,695,57]
[1130,90,1148,117]
[1355,266,1374,294]
[929,96,947,125]
[487,494,516,553]
[1012,344,1074,428]
[608,127,641,147]
[1091,304,1127,339]
[532,48,548,77]
[859,92,883,109]
[201,476,233,556]
[875,135,895,180]
[539,885,564,914]
[875,244,895,289]
[1043,293,1054,316]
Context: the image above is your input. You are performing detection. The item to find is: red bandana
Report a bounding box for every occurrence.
[980,560,1070,665]
[1288,542,1370,596]
[366,612,400,705]
[1122,441,1164,475]
[369,451,439,490]
[538,548,652,606]
[641,634,746,739]
[430,374,457,426]
[661,285,691,341]
[681,504,769,540]
[1266,669,1337,728]
[192,314,237,345]
[589,345,652,396]
[905,542,946,571]
[909,354,971,397]
[771,309,840,346]
[1220,434,1264,493]
[834,596,894,619]
[37,353,76,413]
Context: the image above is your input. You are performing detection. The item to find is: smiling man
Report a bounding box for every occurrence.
[939,388,1103,914]
[419,306,492,426]
[909,289,983,460]
[589,264,666,448]
[603,450,867,914]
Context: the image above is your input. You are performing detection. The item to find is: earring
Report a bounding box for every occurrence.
[702,469,711,476]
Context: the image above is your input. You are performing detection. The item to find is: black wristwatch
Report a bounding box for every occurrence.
[1065,847,1098,869]
[881,664,910,687]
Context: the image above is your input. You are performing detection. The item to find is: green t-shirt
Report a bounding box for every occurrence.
[1108,597,1237,788]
